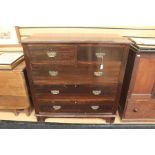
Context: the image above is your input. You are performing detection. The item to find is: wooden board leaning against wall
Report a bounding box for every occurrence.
[1,26,155,49]
[15,26,155,43]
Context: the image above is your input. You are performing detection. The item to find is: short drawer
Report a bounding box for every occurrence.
[78,45,124,62]
[124,99,155,119]
[34,84,118,99]
[27,44,77,65]
[31,63,121,85]
[38,101,113,114]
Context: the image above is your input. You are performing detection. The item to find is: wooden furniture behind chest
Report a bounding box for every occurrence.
[119,42,155,121]
[0,61,32,115]
[22,33,131,122]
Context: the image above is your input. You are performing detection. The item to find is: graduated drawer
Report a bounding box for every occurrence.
[78,45,124,62]
[38,100,113,114]
[27,44,77,65]
[34,84,118,99]
[31,63,121,85]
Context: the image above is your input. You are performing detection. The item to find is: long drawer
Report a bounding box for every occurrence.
[34,84,118,99]
[27,44,77,65]
[38,100,114,114]
[31,63,121,85]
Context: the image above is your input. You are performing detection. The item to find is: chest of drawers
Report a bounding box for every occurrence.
[119,42,155,121]
[22,33,130,122]
[0,61,31,115]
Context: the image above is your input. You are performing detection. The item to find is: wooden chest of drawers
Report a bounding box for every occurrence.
[0,61,32,115]
[119,42,155,121]
[22,33,130,122]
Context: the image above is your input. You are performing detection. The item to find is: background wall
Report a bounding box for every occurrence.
[0,0,155,26]
[1,0,155,48]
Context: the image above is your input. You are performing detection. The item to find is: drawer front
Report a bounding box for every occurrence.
[38,101,113,114]
[27,44,77,65]
[31,63,121,85]
[34,84,118,99]
[78,45,124,62]
[0,95,30,109]
[124,99,155,119]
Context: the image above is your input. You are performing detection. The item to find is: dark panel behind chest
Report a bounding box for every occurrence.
[119,47,155,121]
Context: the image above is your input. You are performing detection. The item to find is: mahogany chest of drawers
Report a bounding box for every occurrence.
[119,42,155,121]
[22,33,131,122]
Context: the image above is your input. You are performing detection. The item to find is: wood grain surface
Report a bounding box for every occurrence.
[119,45,155,121]
[22,34,130,123]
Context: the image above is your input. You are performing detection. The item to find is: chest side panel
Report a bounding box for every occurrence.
[132,54,155,96]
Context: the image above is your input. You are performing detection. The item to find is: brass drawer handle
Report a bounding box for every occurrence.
[51,90,60,95]
[49,71,58,76]
[52,105,61,110]
[91,105,100,110]
[94,71,103,77]
[92,90,101,95]
[47,51,57,58]
[96,52,106,58]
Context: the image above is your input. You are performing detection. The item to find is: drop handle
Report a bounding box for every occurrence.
[49,71,58,76]
[92,90,101,95]
[47,50,57,58]
[94,71,103,77]
[91,105,100,110]
[51,90,60,95]
[95,52,106,58]
[52,105,61,110]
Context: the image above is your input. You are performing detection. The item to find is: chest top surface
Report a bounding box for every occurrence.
[21,33,131,44]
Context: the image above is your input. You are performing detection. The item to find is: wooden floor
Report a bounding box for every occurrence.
[0,110,155,124]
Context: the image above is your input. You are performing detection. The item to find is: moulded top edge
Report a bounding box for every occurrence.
[21,33,131,44]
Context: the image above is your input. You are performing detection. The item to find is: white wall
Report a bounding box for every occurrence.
[0,0,155,26]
